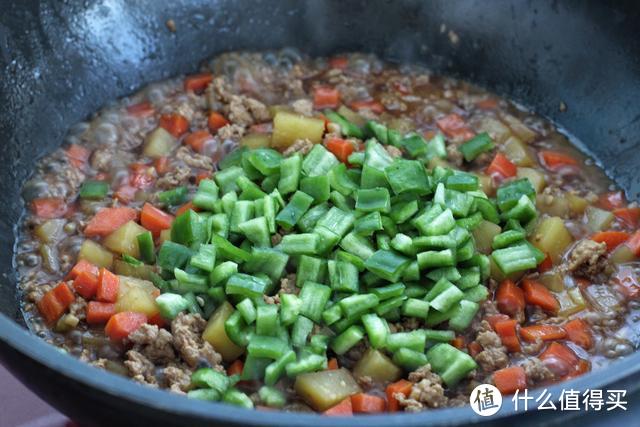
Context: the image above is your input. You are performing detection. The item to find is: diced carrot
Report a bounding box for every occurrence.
[159,113,190,138]
[591,230,630,251]
[451,336,466,350]
[153,156,170,175]
[476,98,499,110]
[328,56,348,70]
[486,314,510,331]
[184,130,213,153]
[37,283,76,324]
[386,379,412,412]
[436,113,474,140]
[539,342,579,377]
[351,393,386,414]
[313,86,341,110]
[486,153,517,180]
[113,185,138,204]
[66,259,99,280]
[325,137,354,164]
[96,268,119,303]
[227,359,244,376]
[564,359,591,379]
[184,73,213,93]
[86,301,116,324]
[176,201,198,217]
[468,341,482,357]
[494,319,521,352]
[323,397,353,416]
[539,150,578,171]
[613,265,640,299]
[625,230,640,257]
[522,279,559,314]
[105,312,147,341]
[613,207,640,228]
[73,271,99,299]
[126,101,155,117]
[520,324,566,342]
[327,358,339,371]
[537,254,553,273]
[563,319,593,350]
[84,207,138,237]
[598,191,626,211]
[493,366,527,395]
[66,144,91,168]
[140,203,174,235]
[196,171,211,185]
[208,112,230,132]
[496,279,525,318]
[31,198,68,219]
[350,99,385,115]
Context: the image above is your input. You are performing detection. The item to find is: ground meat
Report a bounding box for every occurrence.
[263,294,281,305]
[156,165,191,189]
[163,365,191,393]
[283,138,314,156]
[389,317,421,333]
[397,364,448,411]
[475,326,509,372]
[176,146,214,170]
[279,274,299,295]
[522,357,555,384]
[446,142,464,167]
[385,145,403,158]
[291,99,313,116]
[208,77,233,106]
[567,239,608,278]
[356,375,374,389]
[91,358,109,369]
[271,233,283,246]
[228,95,269,127]
[345,339,369,361]
[125,350,158,387]
[171,313,223,370]
[90,148,115,171]
[127,324,176,364]
[68,296,87,321]
[217,124,245,140]
[521,337,545,355]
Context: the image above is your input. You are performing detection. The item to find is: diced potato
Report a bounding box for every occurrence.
[536,194,569,218]
[202,301,245,362]
[268,104,293,118]
[353,349,402,384]
[338,105,367,127]
[539,272,565,292]
[78,239,114,269]
[477,116,512,144]
[113,259,152,280]
[567,193,589,216]
[557,288,586,317]
[35,219,66,243]
[585,206,614,232]
[503,136,535,166]
[294,368,361,411]
[472,220,502,254]
[610,244,636,265]
[240,133,271,149]
[476,174,495,197]
[143,127,176,158]
[530,216,573,263]
[158,229,172,246]
[103,220,147,258]
[501,114,536,143]
[115,275,160,317]
[272,111,325,148]
[54,313,79,333]
[517,167,546,193]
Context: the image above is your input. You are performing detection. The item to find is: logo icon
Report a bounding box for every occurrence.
[470,384,503,416]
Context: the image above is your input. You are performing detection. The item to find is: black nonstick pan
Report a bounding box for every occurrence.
[1,1,640,426]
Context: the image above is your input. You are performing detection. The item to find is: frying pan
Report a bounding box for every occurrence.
[1,1,640,425]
